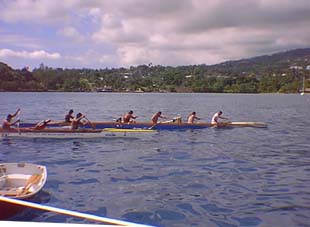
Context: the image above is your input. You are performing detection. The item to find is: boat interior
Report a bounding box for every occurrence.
[0,164,45,198]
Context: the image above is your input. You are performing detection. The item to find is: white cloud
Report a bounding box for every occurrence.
[0,0,309,68]
[0,0,102,24]
[0,0,69,23]
[0,49,61,59]
[65,50,118,68]
[87,7,102,23]
[0,34,42,49]
[92,15,148,45]
[58,26,84,42]
[89,0,310,66]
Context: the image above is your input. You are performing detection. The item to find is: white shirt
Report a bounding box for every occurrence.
[211,112,220,124]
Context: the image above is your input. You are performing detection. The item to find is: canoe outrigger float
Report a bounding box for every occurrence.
[0,128,157,139]
[19,121,267,130]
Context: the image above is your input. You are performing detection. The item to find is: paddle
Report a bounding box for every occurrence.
[211,123,218,128]
[148,114,180,129]
[15,109,21,135]
[19,174,42,196]
[84,116,95,129]
[211,120,231,128]
[171,114,183,123]
[16,118,21,135]
[148,122,160,130]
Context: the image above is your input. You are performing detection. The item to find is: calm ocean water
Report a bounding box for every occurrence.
[0,92,310,227]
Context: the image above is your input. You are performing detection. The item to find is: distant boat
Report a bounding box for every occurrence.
[135,88,144,93]
[0,163,47,219]
[96,87,113,92]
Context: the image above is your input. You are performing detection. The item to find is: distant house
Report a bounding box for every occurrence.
[135,88,144,93]
[96,86,113,92]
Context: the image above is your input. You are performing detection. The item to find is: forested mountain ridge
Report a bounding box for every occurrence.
[1,48,309,93]
[212,48,310,75]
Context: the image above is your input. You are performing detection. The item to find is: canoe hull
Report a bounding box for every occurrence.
[19,121,267,130]
[19,122,209,130]
[0,128,156,139]
[0,163,47,219]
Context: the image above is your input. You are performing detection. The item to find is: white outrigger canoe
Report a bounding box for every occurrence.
[0,128,157,139]
[0,163,47,219]
[20,120,267,130]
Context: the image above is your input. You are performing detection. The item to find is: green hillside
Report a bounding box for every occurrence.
[1,48,309,93]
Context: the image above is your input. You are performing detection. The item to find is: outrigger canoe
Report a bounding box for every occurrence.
[0,128,157,139]
[0,163,47,219]
[19,121,267,130]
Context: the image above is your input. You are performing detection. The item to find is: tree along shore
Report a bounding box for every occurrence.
[1,48,309,93]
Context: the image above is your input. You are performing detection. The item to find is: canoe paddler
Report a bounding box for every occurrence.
[2,108,20,130]
[211,111,229,127]
[187,112,201,124]
[71,113,87,130]
[33,119,52,130]
[151,111,168,124]
[65,109,74,123]
[122,110,138,123]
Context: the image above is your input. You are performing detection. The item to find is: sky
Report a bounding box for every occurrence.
[0,0,309,70]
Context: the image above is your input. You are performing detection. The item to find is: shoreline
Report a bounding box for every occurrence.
[0,91,307,94]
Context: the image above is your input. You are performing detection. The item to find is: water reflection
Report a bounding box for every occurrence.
[1,137,14,146]
[9,190,51,221]
[0,93,309,226]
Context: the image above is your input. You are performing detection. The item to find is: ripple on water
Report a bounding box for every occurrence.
[69,178,99,185]
[176,203,200,215]
[1,93,310,227]
[201,203,234,213]
[231,216,262,226]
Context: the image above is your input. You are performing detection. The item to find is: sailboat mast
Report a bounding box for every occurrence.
[302,75,305,93]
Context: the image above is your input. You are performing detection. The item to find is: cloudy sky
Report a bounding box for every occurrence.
[0,0,309,70]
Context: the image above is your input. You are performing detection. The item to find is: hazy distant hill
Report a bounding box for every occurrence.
[208,48,310,76]
[224,48,310,66]
[0,48,309,92]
